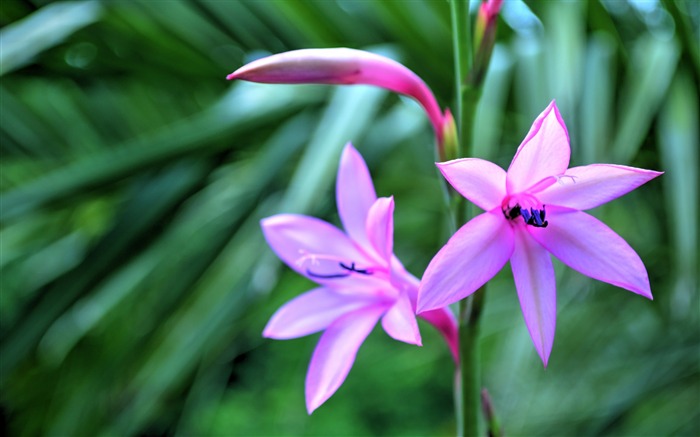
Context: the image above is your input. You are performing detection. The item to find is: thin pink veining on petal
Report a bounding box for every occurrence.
[227,48,444,143]
[507,101,570,194]
[437,158,507,211]
[337,143,377,250]
[366,197,394,263]
[305,306,385,414]
[537,164,663,210]
[529,207,653,299]
[263,287,378,339]
[510,230,557,367]
[381,292,422,346]
[418,212,515,312]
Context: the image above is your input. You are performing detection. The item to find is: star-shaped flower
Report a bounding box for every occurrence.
[418,101,662,365]
[263,143,458,413]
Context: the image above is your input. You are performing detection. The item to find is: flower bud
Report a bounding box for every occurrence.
[441,109,459,162]
[471,0,503,87]
[228,48,445,145]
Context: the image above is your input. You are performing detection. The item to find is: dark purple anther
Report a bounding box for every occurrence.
[504,203,548,228]
[526,206,548,228]
[307,262,373,279]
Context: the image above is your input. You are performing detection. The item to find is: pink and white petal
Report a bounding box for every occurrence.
[228,48,444,144]
[418,307,459,363]
[261,214,369,281]
[337,143,377,248]
[511,230,557,367]
[537,164,663,211]
[365,197,394,263]
[437,158,507,211]
[263,287,375,340]
[507,101,571,194]
[530,208,652,299]
[417,212,515,312]
[381,292,422,346]
[305,306,385,414]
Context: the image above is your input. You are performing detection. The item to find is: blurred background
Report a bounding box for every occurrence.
[1,0,698,435]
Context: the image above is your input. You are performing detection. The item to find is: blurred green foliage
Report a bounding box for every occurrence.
[1,1,698,436]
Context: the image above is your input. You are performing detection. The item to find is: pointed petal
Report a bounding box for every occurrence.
[418,307,459,363]
[417,212,514,312]
[227,48,444,143]
[437,158,507,211]
[529,208,652,298]
[305,306,384,413]
[381,292,422,345]
[366,197,394,263]
[261,214,371,283]
[387,255,422,308]
[510,230,556,366]
[537,164,663,210]
[336,143,377,251]
[507,101,571,194]
[263,287,376,339]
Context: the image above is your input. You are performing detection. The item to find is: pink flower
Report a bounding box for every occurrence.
[417,101,662,366]
[227,48,447,148]
[262,143,458,413]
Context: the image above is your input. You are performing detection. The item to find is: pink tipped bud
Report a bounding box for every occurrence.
[479,0,503,24]
[471,0,503,87]
[441,109,459,162]
[228,48,444,144]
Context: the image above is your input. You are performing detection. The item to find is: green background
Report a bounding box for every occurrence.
[1,1,698,435]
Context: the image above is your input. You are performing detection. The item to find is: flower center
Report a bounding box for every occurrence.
[502,194,549,228]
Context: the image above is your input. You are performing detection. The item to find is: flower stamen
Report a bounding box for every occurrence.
[503,203,548,228]
[306,261,374,279]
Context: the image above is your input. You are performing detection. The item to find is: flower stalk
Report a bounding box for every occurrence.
[457,289,484,437]
[449,1,486,436]
[449,0,471,160]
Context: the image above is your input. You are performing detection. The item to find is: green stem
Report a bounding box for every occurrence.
[450,0,472,159]
[458,290,484,437]
[449,2,490,436]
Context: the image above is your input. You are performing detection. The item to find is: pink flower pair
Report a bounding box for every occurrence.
[229,47,661,412]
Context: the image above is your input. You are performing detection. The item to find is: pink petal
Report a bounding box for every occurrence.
[537,164,663,210]
[263,287,376,340]
[305,306,385,414]
[418,307,459,363]
[388,255,422,307]
[336,143,377,251]
[481,0,504,22]
[510,230,556,367]
[417,212,515,312]
[437,158,507,211]
[365,197,394,263]
[261,214,371,284]
[227,48,444,143]
[529,208,653,299]
[381,292,422,346]
[507,101,571,194]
